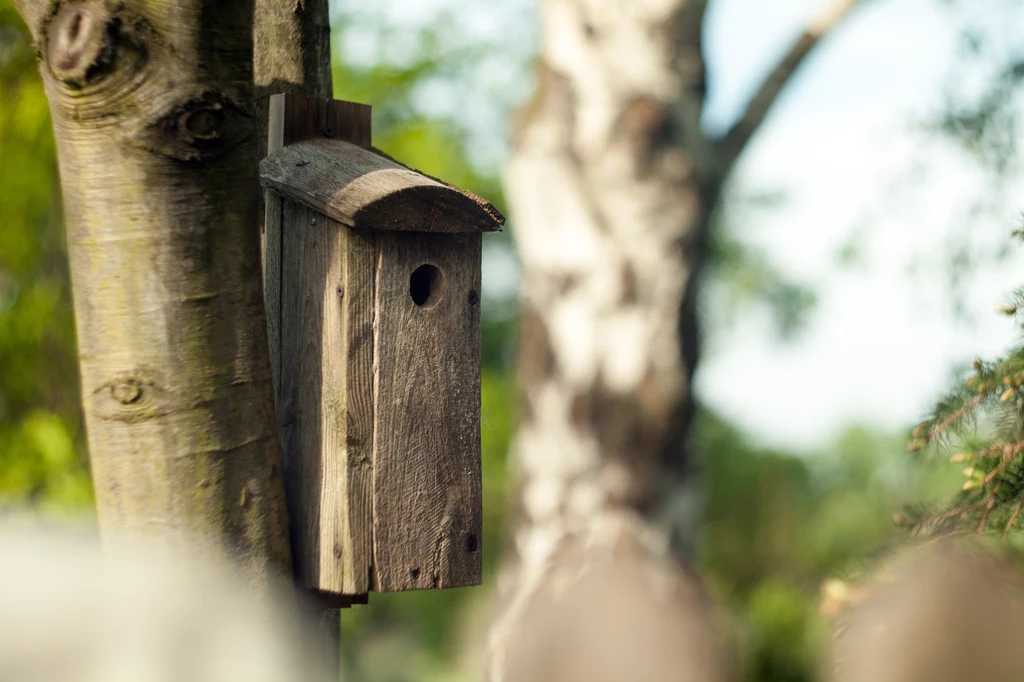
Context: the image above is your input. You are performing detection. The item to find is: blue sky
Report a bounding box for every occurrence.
[699,0,1024,448]
[337,0,1024,450]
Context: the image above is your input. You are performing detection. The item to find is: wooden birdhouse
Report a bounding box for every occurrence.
[259,94,503,604]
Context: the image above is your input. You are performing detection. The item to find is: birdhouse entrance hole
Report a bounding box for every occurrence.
[410,264,444,308]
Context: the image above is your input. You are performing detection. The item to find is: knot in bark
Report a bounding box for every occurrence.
[47,3,110,86]
[92,370,171,423]
[111,378,143,405]
[144,92,252,162]
[45,1,144,91]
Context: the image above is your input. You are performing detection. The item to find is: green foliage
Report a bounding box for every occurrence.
[708,227,817,341]
[0,3,91,511]
[698,415,940,682]
[907,2,1024,321]
[707,189,817,340]
[903,237,1024,540]
[928,1,1024,178]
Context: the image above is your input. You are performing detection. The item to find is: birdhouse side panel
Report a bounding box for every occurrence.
[277,200,372,597]
[372,232,483,592]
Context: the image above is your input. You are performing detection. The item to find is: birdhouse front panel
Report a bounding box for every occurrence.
[372,231,483,591]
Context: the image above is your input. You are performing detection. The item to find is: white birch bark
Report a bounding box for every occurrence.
[488,0,863,679]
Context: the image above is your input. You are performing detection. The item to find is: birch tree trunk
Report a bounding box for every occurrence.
[488,1,861,680]
[13,0,290,589]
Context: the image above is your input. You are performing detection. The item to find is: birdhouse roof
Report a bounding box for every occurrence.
[260,139,504,234]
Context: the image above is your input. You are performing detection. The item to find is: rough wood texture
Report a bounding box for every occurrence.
[265,97,366,391]
[264,192,285,407]
[262,139,504,234]
[264,94,488,596]
[278,201,371,596]
[254,0,332,313]
[273,93,373,150]
[272,98,374,597]
[11,0,292,587]
[254,0,333,160]
[372,232,483,591]
[252,3,341,641]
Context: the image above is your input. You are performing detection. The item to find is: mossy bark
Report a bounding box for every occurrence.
[14,0,291,589]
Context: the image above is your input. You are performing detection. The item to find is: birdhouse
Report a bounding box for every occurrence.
[259,94,503,604]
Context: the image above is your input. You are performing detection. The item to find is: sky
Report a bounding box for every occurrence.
[698,0,1024,449]
[336,0,1024,451]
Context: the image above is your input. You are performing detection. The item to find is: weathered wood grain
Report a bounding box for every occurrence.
[265,95,363,428]
[263,191,283,400]
[372,232,484,591]
[261,139,504,234]
[264,94,488,596]
[270,96,374,597]
[278,201,372,595]
[268,93,373,150]
[254,1,333,161]
[337,223,376,595]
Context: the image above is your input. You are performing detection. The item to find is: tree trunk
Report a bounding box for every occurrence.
[487,2,722,680]
[488,0,862,680]
[13,0,290,589]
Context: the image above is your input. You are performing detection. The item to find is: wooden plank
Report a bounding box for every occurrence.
[263,191,283,405]
[267,93,287,154]
[337,219,375,595]
[271,93,373,149]
[372,232,483,591]
[263,94,287,400]
[261,140,504,235]
[277,199,319,591]
[270,94,374,597]
[278,201,372,595]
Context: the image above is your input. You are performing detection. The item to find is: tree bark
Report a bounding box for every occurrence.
[13,0,290,589]
[488,0,862,679]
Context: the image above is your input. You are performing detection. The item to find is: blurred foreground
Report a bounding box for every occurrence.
[829,541,1024,682]
[0,522,334,682]
[4,522,1024,682]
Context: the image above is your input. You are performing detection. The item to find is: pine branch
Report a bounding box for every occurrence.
[901,232,1024,543]
[902,504,983,532]
[977,484,1001,534]
[920,529,967,548]
[929,394,986,441]
[1004,497,1024,538]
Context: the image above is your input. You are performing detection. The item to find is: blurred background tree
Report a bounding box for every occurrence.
[0,1,90,511]
[2,1,1023,681]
